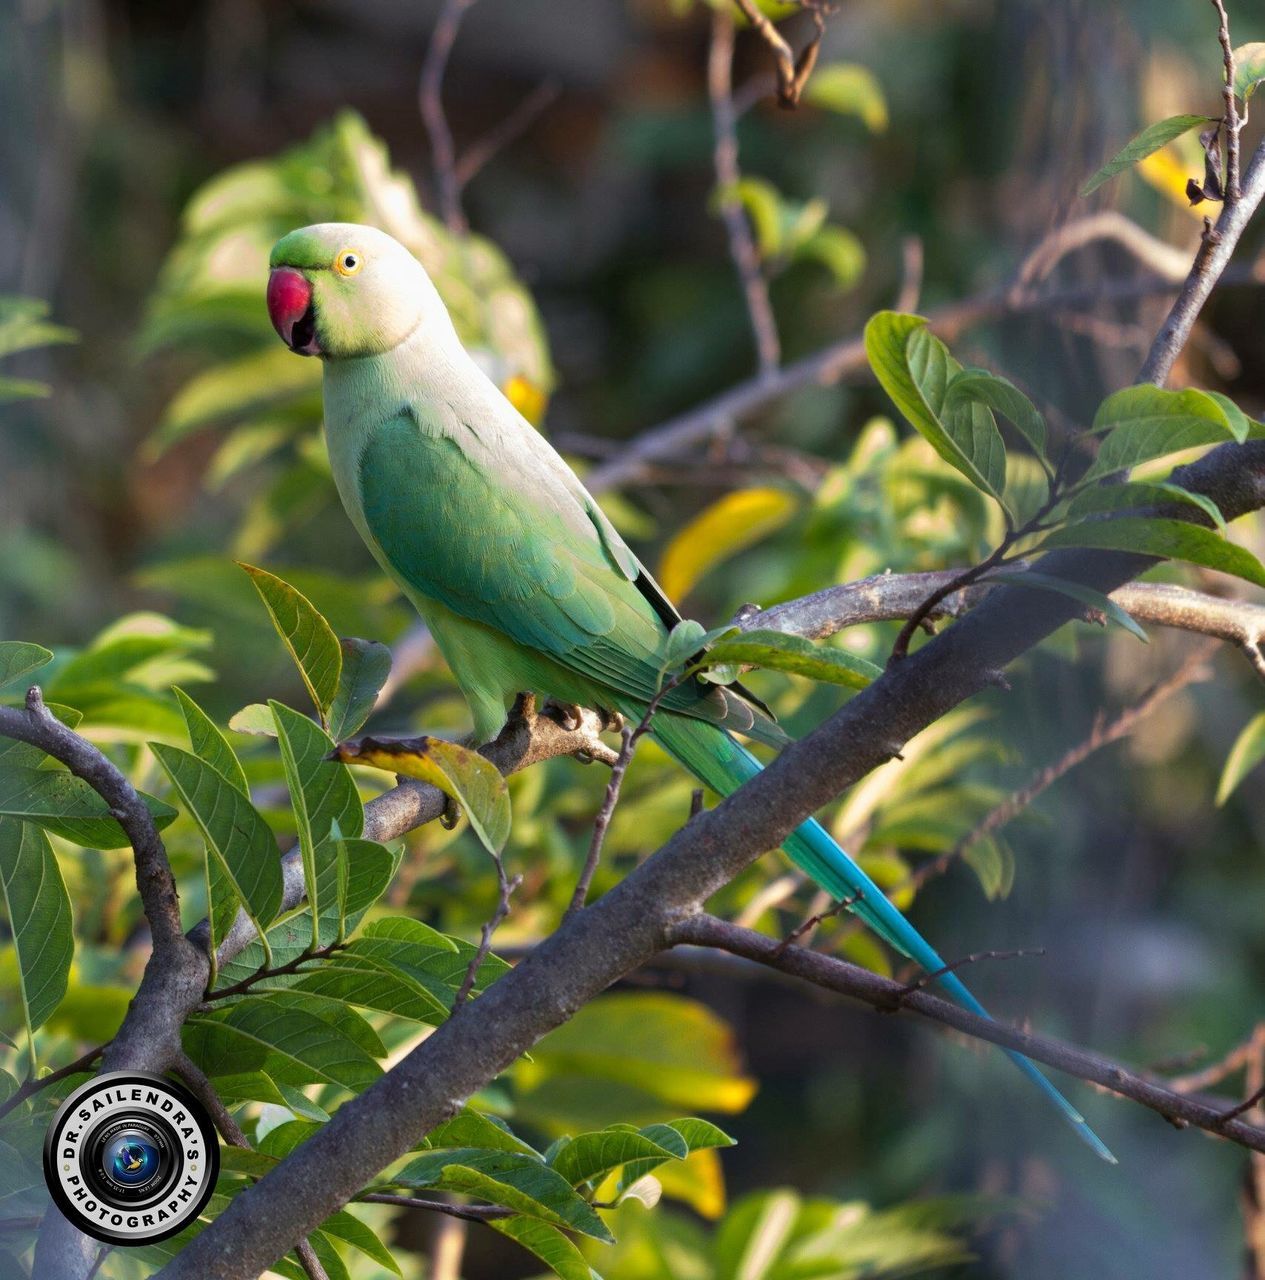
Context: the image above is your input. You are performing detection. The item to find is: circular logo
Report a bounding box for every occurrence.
[43,1072,220,1245]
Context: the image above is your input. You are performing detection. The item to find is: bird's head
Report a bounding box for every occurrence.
[267,223,444,359]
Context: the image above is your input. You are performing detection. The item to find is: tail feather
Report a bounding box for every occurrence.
[652,713,1115,1164]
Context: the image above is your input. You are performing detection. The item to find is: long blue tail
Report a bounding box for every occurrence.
[653,715,1115,1163]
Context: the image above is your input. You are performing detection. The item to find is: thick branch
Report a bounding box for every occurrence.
[671,916,1265,1150]
[0,688,183,951]
[152,440,1265,1280]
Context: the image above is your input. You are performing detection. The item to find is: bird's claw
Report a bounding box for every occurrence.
[439,794,462,830]
[543,698,584,731]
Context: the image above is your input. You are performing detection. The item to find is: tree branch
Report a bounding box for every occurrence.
[1138,139,1265,384]
[150,438,1265,1280]
[709,5,780,376]
[670,915,1265,1150]
[419,0,477,234]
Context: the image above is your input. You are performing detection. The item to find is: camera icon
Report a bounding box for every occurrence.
[43,1072,220,1245]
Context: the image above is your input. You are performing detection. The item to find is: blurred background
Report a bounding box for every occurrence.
[5,0,1265,1277]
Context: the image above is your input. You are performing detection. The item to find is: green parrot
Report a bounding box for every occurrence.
[267,222,1113,1161]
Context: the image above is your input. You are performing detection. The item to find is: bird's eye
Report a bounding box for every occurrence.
[334,249,363,277]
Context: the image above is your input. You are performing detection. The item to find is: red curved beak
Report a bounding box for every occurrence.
[267,268,319,355]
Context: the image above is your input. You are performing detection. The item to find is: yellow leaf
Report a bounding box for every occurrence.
[1137,146,1206,221]
[503,373,548,426]
[658,487,799,601]
[655,1148,727,1220]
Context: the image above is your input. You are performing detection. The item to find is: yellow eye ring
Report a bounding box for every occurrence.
[334,249,363,277]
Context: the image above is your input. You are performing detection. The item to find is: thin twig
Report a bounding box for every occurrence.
[199,940,346,1006]
[566,680,678,918]
[358,1193,513,1223]
[1138,136,1265,384]
[173,1053,330,1280]
[709,5,781,376]
[0,1044,103,1124]
[888,947,1046,1003]
[419,0,477,233]
[1211,0,1242,202]
[455,81,560,187]
[907,641,1217,894]
[671,914,1265,1151]
[453,855,521,1009]
[731,0,827,108]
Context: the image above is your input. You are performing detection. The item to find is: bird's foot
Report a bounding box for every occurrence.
[438,794,462,830]
[542,698,584,731]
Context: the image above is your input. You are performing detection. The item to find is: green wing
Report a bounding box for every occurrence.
[357,411,783,742]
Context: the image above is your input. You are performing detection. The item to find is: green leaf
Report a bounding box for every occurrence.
[551,1129,679,1187]
[336,836,399,931]
[803,62,887,130]
[1040,516,1265,587]
[489,1216,597,1280]
[183,997,382,1091]
[271,702,364,948]
[426,1108,540,1156]
[239,562,343,724]
[617,1119,735,1191]
[791,224,867,290]
[1217,711,1265,805]
[0,643,52,692]
[228,703,278,737]
[0,767,176,848]
[864,313,1010,513]
[173,687,249,793]
[321,1209,401,1276]
[986,570,1149,642]
[328,638,392,741]
[392,1148,613,1241]
[1080,114,1214,196]
[1234,42,1265,103]
[1066,480,1227,532]
[1082,386,1237,480]
[943,368,1047,462]
[152,743,284,939]
[212,1070,330,1122]
[333,735,510,856]
[0,819,72,1057]
[289,952,452,1024]
[697,630,880,689]
[964,834,1016,901]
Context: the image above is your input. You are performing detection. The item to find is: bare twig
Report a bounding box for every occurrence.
[419,0,477,233]
[671,915,1265,1150]
[584,270,1235,494]
[709,5,781,376]
[566,680,678,918]
[1014,210,1194,294]
[357,1193,513,1223]
[1139,136,1265,384]
[731,0,826,108]
[907,641,1217,894]
[1211,0,1242,202]
[453,854,521,1010]
[896,235,924,313]
[455,81,560,187]
[199,940,346,1006]
[0,1044,103,1125]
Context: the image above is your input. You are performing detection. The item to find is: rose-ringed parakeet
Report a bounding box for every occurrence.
[266,222,1113,1161]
